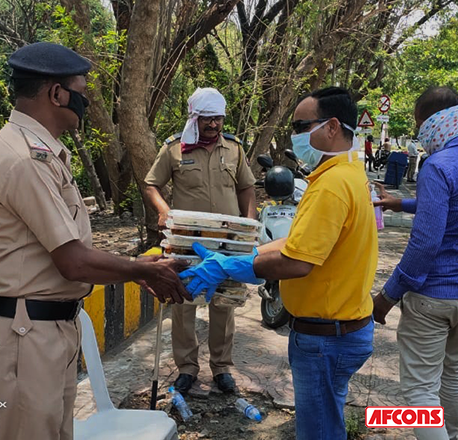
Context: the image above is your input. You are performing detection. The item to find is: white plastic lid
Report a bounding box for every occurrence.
[168,210,261,229]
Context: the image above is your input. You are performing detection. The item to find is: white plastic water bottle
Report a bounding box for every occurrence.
[370,184,384,230]
[169,386,193,421]
[235,398,262,422]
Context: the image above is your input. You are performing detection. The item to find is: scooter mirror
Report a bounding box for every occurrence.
[257,154,274,169]
[284,149,299,163]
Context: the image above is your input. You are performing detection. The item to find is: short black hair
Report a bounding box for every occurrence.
[12,75,74,99]
[367,135,374,142]
[297,87,357,141]
[415,86,458,122]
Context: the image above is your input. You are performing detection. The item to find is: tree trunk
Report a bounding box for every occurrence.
[60,0,132,209]
[249,87,296,177]
[85,96,127,208]
[69,130,107,210]
[93,155,112,199]
[119,0,161,244]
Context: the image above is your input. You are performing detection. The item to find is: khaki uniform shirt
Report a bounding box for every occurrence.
[0,110,92,302]
[145,134,256,216]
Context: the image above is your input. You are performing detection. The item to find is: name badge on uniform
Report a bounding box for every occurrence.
[180,159,195,165]
[20,129,54,164]
[30,149,53,163]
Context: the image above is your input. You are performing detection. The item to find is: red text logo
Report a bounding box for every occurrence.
[366,406,444,428]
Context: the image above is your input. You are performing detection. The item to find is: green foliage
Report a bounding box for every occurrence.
[47,5,84,46]
[352,16,458,139]
[119,183,142,214]
[50,3,124,114]
[378,17,458,137]
[59,128,110,198]
[345,409,363,440]
[84,127,112,160]
[71,155,92,197]
[57,133,92,197]
[0,77,12,127]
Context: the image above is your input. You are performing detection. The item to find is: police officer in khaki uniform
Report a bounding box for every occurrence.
[0,42,190,440]
[145,87,257,395]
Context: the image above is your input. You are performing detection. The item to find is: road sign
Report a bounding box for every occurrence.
[376,115,390,122]
[360,128,373,134]
[357,110,374,127]
[379,94,391,113]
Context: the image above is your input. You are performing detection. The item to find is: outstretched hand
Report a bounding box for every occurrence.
[179,243,264,302]
[372,182,403,212]
[141,257,192,304]
[179,243,229,302]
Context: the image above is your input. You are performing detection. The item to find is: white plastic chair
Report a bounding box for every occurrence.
[74,309,178,440]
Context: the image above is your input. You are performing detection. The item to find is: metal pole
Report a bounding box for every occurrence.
[150,303,164,410]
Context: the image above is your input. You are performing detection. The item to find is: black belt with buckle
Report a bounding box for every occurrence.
[289,316,371,336]
[0,297,83,321]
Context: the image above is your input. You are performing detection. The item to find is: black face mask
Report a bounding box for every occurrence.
[60,86,89,122]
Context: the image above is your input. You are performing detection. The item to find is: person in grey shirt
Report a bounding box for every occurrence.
[407,139,419,182]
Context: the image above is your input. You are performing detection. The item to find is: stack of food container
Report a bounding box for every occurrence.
[162,210,262,307]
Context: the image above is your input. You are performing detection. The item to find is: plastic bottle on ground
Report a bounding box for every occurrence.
[235,398,262,422]
[370,184,384,230]
[168,386,193,421]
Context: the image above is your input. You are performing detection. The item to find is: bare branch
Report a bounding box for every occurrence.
[0,18,26,47]
[388,0,455,53]
[148,0,241,125]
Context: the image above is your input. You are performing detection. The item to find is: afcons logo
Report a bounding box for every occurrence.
[366,406,444,428]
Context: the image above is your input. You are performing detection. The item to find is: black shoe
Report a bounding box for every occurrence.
[173,373,196,395]
[213,373,236,393]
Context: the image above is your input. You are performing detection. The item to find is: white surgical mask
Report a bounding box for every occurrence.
[291,120,358,169]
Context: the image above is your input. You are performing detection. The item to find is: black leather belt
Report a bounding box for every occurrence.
[289,316,371,336]
[0,297,83,321]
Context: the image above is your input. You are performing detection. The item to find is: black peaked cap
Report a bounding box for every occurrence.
[8,42,91,77]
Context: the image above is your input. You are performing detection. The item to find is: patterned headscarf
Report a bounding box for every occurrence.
[181,88,226,145]
[418,105,458,154]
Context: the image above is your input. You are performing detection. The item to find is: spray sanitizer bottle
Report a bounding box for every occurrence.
[370,184,384,230]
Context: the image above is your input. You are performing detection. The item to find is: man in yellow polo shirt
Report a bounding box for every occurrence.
[179,87,378,440]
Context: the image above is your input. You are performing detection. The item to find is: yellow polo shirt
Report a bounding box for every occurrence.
[280,152,377,320]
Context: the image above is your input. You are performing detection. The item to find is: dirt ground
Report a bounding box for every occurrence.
[120,390,366,440]
[90,207,143,255]
[121,391,296,440]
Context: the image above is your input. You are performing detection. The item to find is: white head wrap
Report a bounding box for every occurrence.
[181,87,227,144]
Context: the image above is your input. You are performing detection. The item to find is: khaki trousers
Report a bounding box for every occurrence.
[172,302,235,377]
[398,292,458,440]
[407,156,418,181]
[0,316,80,440]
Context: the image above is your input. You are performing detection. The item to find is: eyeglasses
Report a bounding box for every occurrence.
[199,116,225,124]
[292,118,329,134]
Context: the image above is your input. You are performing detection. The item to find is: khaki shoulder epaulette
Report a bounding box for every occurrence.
[222,132,243,145]
[165,132,183,145]
[20,128,54,163]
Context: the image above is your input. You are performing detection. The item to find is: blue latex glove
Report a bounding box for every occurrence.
[179,243,264,302]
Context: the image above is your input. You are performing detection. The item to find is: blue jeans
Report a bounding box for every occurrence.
[288,318,374,440]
